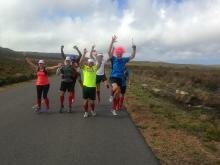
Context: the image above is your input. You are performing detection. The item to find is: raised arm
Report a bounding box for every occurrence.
[108,35,117,59]
[73,45,82,64]
[25,57,37,71]
[107,46,115,62]
[79,48,88,67]
[96,54,103,70]
[90,45,96,60]
[61,45,66,59]
[129,45,136,61]
[46,63,62,71]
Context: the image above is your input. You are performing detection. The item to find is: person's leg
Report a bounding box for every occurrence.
[111,83,120,116]
[96,83,101,103]
[119,86,126,110]
[43,84,50,110]
[83,86,89,118]
[36,85,43,111]
[90,87,96,116]
[83,99,89,117]
[68,91,74,112]
[103,74,109,88]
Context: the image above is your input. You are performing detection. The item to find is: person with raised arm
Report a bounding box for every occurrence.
[79,47,102,118]
[89,45,110,103]
[25,56,61,112]
[60,45,83,103]
[108,35,136,116]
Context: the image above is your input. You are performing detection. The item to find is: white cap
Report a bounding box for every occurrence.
[65,56,71,61]
[38,60,45,64]
[88,58,95,63]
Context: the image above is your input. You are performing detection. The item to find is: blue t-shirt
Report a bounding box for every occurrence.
[122,68,130,87]
[110,56,130,78]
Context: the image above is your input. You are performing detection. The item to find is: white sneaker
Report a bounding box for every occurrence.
[83,112,89,118]
[91,110,96,117]
[109,96,113,102]
[111,110,118,116]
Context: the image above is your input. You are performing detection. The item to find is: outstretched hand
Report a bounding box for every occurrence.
[83,48,88,55]
[132,45,136,50]
[73,45,78,49]
[112,35,117,43]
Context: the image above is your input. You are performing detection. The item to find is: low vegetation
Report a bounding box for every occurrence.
[125,62,220,164]
[0,47,61,86]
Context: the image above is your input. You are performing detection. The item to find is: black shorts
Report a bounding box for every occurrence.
[121,86,127,94]
[96,74,107,84]
[83,86,96,100]
[110,77,122,88]
[60,81,76,92]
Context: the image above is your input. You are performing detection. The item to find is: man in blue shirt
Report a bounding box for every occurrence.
[108,35,136,116]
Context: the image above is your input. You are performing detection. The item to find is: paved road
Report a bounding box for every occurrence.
[0,76,159,165]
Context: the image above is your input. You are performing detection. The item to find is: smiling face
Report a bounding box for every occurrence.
[38,63,44,69]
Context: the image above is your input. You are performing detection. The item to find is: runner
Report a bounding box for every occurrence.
[89,45,110,103]
[61,45,83,88]
[25,56,61,112]
[108,35,136,116]
[57,56,79,113]
[79,47,102,118]
[119,67,130,110]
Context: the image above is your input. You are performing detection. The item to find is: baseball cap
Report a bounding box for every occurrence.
[65,56,71,61]
[88,58,95,63]
[38,60,45,64]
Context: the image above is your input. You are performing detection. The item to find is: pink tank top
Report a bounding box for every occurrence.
[36,70,49,85]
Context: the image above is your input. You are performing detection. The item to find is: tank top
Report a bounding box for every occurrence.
[36,69,49,85]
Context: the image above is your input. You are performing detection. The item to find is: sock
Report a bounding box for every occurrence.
[44,97,49,109]
[68,93,73,108]
[84,102,88,112]
[112,98,117,110]
[72,91,75,102]
[115,97,120,111]
[91,103,95,111]
[60,95,64,107]
[119,96,124,110]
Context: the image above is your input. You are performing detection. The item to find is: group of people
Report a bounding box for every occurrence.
[25,35,136,118]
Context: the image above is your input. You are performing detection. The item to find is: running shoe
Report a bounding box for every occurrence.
[91,110,96,117]
[111,110,118,116]
[83,112,89,118]
[109,96,113,103]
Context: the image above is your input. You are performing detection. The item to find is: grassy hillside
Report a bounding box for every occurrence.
[0,47,61,86]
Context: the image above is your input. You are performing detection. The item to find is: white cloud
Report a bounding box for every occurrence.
[1,0,220,64]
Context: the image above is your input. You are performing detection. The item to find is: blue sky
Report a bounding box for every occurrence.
[1,0,220,65]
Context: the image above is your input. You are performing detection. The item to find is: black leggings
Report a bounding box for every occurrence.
[36,84,50,99]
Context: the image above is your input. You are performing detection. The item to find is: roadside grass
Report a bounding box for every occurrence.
[0,56,60,86]
[125,73,220,164]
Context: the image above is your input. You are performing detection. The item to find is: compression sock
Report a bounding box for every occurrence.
[83,102,88,112]
[44,97,49,109]
[68,93,73,108]
[60,95,64,107]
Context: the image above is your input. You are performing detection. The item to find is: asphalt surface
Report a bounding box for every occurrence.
[0,76,159,165]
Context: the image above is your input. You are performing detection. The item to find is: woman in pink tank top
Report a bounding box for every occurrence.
[25,57,61,112]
